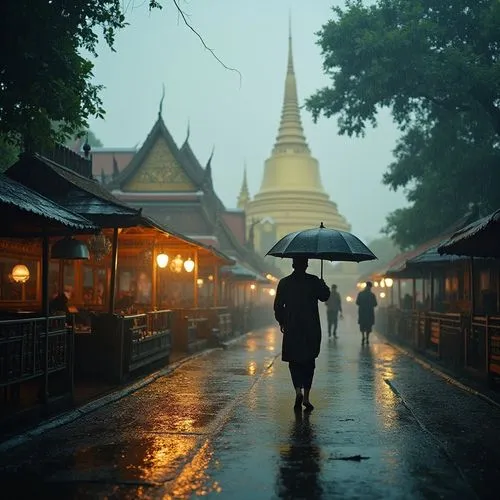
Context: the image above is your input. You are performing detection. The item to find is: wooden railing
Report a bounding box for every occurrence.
[470,315,500,378]
[378,308,464,367]
[0,315,69,394]
[121,310,172,374]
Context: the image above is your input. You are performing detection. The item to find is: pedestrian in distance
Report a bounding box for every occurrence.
[356,281,378,344]
[325,284,343,338]
[274,256,330,412]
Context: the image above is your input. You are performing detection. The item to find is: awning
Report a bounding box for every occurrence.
[438,209,500,258]
[0,174,98,236]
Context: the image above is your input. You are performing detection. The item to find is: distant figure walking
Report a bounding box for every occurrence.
[325,284,343,338]
[356,281,378,344]
[274,257,330,412]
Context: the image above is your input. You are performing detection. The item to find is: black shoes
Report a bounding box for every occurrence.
[303,401,314,412]
[294,393,303,411]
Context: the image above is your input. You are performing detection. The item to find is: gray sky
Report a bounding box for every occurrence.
[88,0,407,242]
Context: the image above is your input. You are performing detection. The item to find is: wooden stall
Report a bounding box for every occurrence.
[0,173,98,427]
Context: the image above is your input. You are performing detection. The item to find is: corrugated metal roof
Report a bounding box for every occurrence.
[0,174,98,232]
[438,209,500,257]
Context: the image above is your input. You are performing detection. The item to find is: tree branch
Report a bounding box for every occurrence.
[170,0,242,87]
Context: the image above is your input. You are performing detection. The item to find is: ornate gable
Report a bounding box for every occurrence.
[123,136,196,192]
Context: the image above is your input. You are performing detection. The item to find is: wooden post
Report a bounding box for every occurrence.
[108,227,119,314]
[42,234,50,403]
[470,257,475,314]
[430,271,435,310]
[193,250,199,308]
[213,263,219,307]
[152,246,157,310]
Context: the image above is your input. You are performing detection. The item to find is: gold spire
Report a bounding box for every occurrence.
[272,20,309,155]
[237,162,250,209]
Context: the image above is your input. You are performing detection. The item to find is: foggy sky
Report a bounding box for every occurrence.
[88,0,407,242]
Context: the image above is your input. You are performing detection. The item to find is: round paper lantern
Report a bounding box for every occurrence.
[11,264,30,283]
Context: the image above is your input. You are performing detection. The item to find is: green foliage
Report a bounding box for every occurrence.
[308,0,500,248]
[0,136,20,171]
[0,1,161,150]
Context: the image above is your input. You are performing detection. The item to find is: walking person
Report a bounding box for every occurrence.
[274,256,330,412]
[356,281,378,344]
[325,284,343,338]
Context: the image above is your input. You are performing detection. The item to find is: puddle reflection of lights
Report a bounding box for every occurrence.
[247,361,257,375]
[170,441,221,498]
[246,338,257,352]
[127,434,195,483]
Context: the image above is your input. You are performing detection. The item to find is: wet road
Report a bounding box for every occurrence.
[2,315,500,499]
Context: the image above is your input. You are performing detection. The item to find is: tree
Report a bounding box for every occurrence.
[0,1,163,150]
[307,0,500,248]
[0,136,19,171]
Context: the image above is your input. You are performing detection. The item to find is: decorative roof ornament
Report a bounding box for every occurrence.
[203,145,215,190]
[158,83,166,117]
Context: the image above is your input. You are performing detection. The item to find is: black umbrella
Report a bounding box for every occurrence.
[266,222,377,277]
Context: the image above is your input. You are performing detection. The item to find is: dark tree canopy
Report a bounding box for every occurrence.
[0,1,161,149]
[307,0,500,249]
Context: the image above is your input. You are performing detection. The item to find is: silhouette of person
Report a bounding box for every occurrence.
[325,284,343,338]
[356,281,378,344]
[274,256,330,412]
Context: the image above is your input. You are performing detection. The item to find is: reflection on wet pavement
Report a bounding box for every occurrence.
[0,315,498,498]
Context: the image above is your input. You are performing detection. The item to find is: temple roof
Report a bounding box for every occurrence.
[106,114,202,191]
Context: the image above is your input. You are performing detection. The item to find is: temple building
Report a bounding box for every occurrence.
[89,106,281,284]
[240,27,351,278]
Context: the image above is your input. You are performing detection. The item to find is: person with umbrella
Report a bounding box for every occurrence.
[273,256,330,412]
[356,281,378,344]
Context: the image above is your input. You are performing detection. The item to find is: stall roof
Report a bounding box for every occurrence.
[6,153,140,225]
[0,174,98,236]
[140,215,235,266]
[221,261,269,283]
[438,209,500,258]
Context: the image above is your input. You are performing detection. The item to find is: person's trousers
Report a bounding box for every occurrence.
[288,359,316,390]
[327,310,339,334]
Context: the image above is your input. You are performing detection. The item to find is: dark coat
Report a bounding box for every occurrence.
[356,289,377,329]
[274,271,330,363]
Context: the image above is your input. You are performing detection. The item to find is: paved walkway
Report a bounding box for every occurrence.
[1,315,500,499]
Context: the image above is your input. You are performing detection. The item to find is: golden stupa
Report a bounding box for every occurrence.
[240,25,351,278]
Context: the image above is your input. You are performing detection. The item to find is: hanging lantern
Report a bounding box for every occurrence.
[156,253,169,268]
[169,254,184,273]
[196,278,204,287]
[11,264,30,283]
[51,237,90,260]
[183,258,195,273]
[87,233,112,262]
